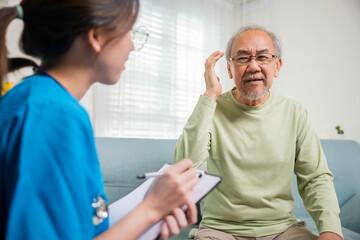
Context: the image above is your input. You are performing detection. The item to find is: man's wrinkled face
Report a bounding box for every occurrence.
[227,30,282,101]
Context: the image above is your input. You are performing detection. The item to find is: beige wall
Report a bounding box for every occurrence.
[224,0,360,142]
[3,0,360,142]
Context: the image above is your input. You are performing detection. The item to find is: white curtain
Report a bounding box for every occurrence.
[92,0,241,138]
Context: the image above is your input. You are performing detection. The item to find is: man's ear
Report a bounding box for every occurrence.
[86,29,107,53]
[227,62,233,79]
[274,57,282,78]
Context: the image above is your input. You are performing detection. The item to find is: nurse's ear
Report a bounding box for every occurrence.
[86,28,107,53]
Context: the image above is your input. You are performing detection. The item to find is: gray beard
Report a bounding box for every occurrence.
[240,85,268,101]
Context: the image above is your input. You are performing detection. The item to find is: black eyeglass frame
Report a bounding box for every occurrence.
[229,53,277,65]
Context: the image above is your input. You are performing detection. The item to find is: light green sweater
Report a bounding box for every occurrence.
[174,90,342,237]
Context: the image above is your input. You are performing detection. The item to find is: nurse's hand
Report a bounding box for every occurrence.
[94,160,198,240]
[143,159,199,222]
[158,199,198,240]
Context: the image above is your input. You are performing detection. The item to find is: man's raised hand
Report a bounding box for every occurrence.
[203,51,224,101]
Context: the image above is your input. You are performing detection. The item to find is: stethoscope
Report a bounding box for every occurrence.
[92,194,109,226]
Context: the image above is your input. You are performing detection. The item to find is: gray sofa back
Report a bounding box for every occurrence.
[321,139,360,205]
[96,138,360,205]
[96,137,177,204]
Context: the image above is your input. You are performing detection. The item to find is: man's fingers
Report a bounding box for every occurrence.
[210,50,221,57]
[215,51,225,59]
[211,50,224,58]
[205,51,224,68]
[208,51,224,62]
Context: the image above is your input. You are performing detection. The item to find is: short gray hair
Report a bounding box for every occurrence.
[225,25,282,61]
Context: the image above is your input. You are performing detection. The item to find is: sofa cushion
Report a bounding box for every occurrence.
[340,192,360,233]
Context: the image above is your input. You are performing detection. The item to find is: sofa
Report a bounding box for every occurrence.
[95,138,360,239]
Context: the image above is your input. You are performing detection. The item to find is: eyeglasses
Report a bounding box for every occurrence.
[132,26,149,51]
[229,53,276,65]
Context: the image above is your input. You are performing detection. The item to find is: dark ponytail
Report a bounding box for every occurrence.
[0,0,139,95]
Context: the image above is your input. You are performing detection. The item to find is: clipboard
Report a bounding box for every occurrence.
[108,164,222,240]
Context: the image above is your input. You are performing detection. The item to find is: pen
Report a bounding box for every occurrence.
[137,169,204,179]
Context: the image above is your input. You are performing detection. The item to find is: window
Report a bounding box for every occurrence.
[92,0,240,138]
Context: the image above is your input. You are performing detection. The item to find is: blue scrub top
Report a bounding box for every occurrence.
[0,75,109,239]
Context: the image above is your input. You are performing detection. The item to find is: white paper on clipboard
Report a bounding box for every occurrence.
[108,164,222,240]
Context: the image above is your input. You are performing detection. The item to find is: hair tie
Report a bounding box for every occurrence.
[15,5,23,19]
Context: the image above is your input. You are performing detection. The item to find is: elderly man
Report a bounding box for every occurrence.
[174,26,343,240]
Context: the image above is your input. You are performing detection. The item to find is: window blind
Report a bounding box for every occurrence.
[93,0,240,138]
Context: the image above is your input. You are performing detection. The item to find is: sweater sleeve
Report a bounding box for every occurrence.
[174,95,217,167]
[294,107,343,238]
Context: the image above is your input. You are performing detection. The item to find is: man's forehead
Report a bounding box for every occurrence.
[232,30,275,53]
[235,48,271,55]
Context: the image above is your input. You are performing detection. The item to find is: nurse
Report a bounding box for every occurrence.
[0,0,199,239]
